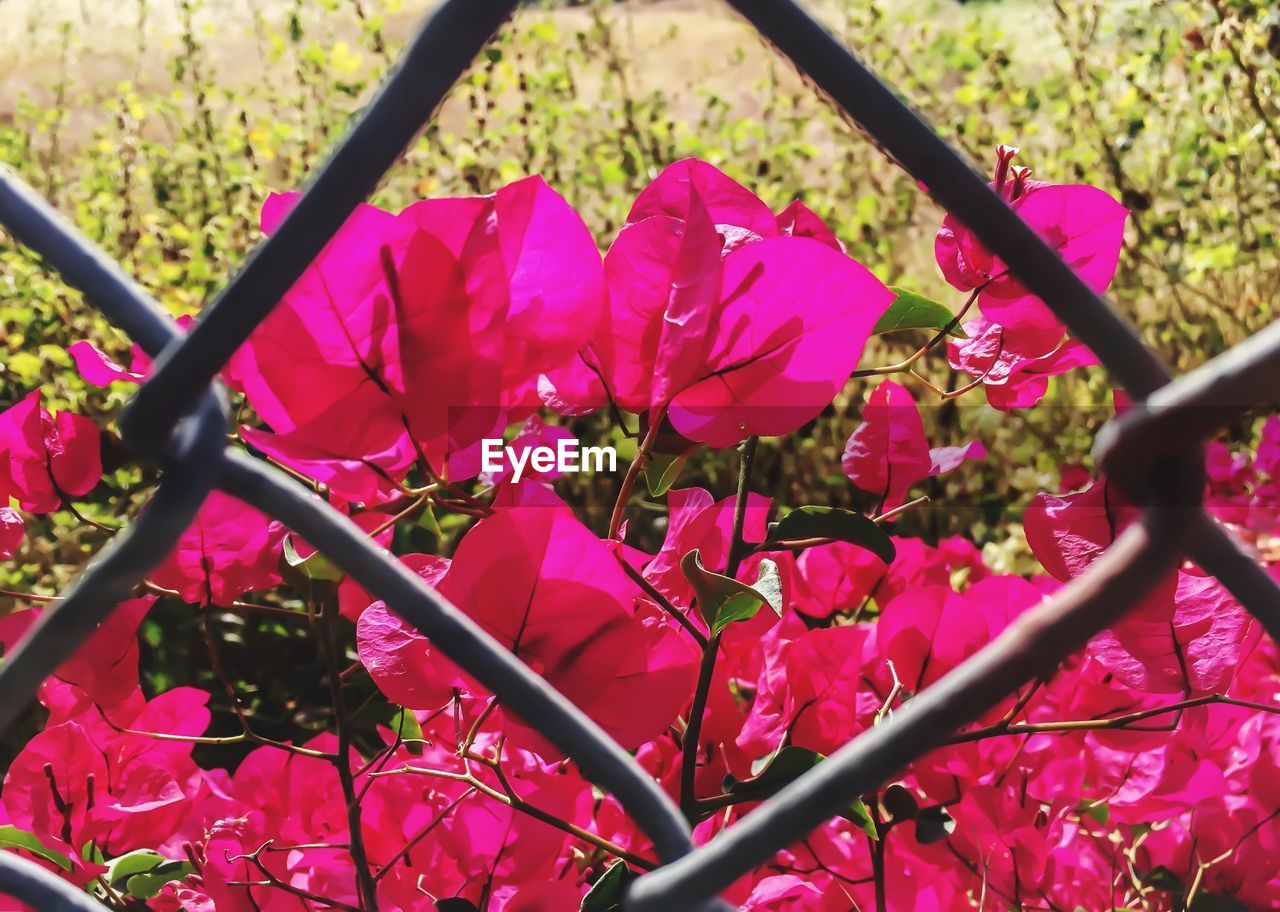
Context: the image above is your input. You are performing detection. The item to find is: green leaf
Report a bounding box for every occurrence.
[724,746,822,800]
[0,825,73,871]
[681,551,782,636]
[873,288,965,338]
[579,861,637,912]
[417,502,442,538]
[1076,799,1109,826]
[723,747,876,838]
[107,849,194,899]
[766,506,896,564]
[282,535,344,582]
[842,797,878,840]
[749,560,783,616]
[644,451,689,497]
[388,706,424,751]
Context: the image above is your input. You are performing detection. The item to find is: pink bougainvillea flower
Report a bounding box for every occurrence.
[3,719,109,857]
[3,685,211,862]
[628,158,781,246]
[947,316,1099,411]
[228,195,471,502]
[477,414,577,486]
[1203,439,1253,523]
[150,490,285,606]
[775,200,845,252]
[878,586,990,692]
[0,597,152,712]
[787,533,989,620]
[50,596,153,710]
[642,485,771,612]
[398,175,605,401]
[1087,571,1260,695]
[1026,477,1257,693]
[936,147,1128,354]
[230,177,603,501]
[333,523,421,621]
[789,540,886,619]
[1059,461,1092,492]
[1024,476,1140,583]
[783,623,882,756]
[1252,414,1280,478]
[359,485,697,752]
[353,556,451,708]
[0,391,101,513]
[187,734,363,912]
[877,575,1044,703]
[0,505,23,559]
[588,159,893,447]
[70,315,196,387]
[433,749,591,896]
[737,874,824,911]
[842,380,984,510]
[70,340,148,386]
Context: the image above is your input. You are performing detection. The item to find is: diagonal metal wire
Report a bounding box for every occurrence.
[0,853,120,912]
[626,508,1197,910]
[118,0,522,460]
[716,0,1280,644]
[0,169,718,898]
[0,0,1277,910]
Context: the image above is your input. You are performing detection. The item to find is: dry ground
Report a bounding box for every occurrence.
[1,1,786,135]
[0,0,1037,146]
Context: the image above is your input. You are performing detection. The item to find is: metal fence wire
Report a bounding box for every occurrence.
[2,1,1280,910]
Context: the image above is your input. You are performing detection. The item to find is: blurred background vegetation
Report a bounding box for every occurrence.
[0,0,1277,759]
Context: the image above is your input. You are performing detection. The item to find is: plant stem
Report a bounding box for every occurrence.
[374,764,656,870]
[608,407,665,539]
[851,287,981,379]
[318,586,380,912]
[681,436,758,819]
[373,788,476,882]
[0,588,60,602]
[693,694,1280,814]
[681,629,723,821]
[947,692,1280,744]
[614,552,708,647]
[870,804,887,912]
[724,436,759,580]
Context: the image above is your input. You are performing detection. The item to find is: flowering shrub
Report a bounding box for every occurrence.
[1,151,1278,912]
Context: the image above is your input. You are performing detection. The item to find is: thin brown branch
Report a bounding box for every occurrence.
[615,551,708,647]
[372,764,656,871]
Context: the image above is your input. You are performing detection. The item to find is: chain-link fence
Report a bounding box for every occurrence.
[1,1,1278,910]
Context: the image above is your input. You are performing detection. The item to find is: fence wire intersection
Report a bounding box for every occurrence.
[1,1,1279,911]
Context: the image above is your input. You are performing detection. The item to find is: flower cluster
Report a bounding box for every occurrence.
[2,152,1277,912]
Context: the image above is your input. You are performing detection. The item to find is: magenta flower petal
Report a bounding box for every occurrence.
[0,392,101,513]
[776,199,845,252]
[669,237,893,446]
[843,380,983,509]
[150,491,285,606]
[936,166,1127,350]
[68,341,146,386]
[0,506,23,560]
[628,158,779,244]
